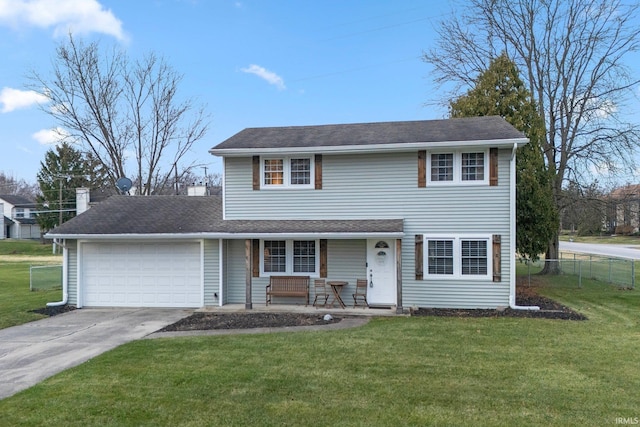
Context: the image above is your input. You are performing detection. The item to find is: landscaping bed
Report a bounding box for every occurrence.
[159,287,585,331]
[412,286,587,320]
[31,286,586,331]
[159,311,342,331]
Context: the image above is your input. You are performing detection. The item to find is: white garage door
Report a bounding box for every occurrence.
[82,242,202,308]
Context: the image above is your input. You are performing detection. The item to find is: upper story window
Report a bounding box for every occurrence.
[262,156,314,189]
[461,152,485,181]
[428,149,488,185]
[264,159,284,185]
[15,208,25,218]
[430,153,454,182]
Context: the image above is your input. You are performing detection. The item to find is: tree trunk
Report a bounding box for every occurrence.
[540,232,561,274]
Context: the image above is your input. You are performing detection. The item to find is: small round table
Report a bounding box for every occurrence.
[327,281,348,309]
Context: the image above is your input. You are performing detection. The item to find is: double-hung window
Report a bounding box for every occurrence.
[424,236,490,279]
[261,239,319,276]
[428,149,488,185]
[262,156,314,189]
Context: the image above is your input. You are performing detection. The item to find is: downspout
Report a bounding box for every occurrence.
[47,238,68,307]
[509,142,540,311]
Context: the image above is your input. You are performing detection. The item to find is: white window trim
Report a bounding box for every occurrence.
[426,148,489,186]
[423,234,492,280]
[260,239,320,277]
[261,156,315,189]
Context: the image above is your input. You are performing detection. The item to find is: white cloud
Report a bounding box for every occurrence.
[0,0,127,41]
[594,99,617,119]
[0,87,49,113]
[32,127,70,145]
[241,64,286,90]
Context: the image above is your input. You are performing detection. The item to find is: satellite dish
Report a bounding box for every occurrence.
[115,177,133,194]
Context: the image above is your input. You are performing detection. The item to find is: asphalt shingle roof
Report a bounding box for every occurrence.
[211,116,526,151]
[47,196,403,236]
[0,195,36,207]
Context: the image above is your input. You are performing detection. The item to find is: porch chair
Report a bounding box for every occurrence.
[353,279,369,308]
[313,279,330,308]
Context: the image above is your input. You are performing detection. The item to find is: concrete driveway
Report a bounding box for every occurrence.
[0,308,192,400]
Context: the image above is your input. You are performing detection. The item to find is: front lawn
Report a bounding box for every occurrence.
[0,240,62,329]
[1,277,638,426]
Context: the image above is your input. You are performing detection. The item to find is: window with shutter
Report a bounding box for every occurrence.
[422,235,493,279]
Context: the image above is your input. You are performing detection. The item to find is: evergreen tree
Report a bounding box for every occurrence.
[449,53,557,261]
[36,143,108,232]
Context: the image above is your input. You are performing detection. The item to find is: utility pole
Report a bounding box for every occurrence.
[58,176,63,227]
[174,162,179,195]
[203,166,209,195]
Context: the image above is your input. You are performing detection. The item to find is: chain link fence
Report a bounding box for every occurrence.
[30,264,62,291]
[519,252,635,289]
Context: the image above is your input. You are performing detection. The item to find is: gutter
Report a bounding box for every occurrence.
[509,142,540,311]
[44,231,406,240]
[210,137,529,157]
[46,239,68,307]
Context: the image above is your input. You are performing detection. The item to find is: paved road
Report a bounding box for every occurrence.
[559,241,640,260]
[0,308,191,400]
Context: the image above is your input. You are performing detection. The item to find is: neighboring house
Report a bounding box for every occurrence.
[46,116,528,311]
[608,184,640,234]
[0,195,41,240]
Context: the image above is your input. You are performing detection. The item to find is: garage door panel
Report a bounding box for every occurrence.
[82,242,202,308]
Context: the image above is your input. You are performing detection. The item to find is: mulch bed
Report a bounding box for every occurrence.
[158,312,342,332]
[412,286,587,320]
[30,305,76,316]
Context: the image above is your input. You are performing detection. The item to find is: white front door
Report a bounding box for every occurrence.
[366,239,396,306]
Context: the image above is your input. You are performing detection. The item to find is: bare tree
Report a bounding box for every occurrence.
[423,0,640,270]
[28,34,209,195]
[0,172,38,199]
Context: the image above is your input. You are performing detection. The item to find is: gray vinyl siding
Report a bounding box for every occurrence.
[224,239,246,304]
[67,240,78,306]
[221,240,229,304]
[224,150,512,308]
[323,240,367,303]
[203,239,219,306]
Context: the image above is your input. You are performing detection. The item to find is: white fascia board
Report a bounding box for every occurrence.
[46,231,405,240]
[209,137,529,157]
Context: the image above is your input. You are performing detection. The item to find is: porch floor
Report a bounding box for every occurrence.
[198,304,407,317]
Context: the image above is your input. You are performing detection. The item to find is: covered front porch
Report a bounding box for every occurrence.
[218,229,405,314]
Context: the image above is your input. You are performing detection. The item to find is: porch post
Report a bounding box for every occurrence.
[245,239,253,309]
[396,238,403,314]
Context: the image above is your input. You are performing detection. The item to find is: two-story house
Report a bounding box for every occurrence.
[46,116,528,311]
[0,195,41,240]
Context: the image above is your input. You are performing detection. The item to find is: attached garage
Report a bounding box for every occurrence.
[80,241,202,308]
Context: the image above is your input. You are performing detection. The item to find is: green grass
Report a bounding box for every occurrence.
[0,239,56,256]
[0,240,62,328]
[1,276,639,426]
[0,262,64,328]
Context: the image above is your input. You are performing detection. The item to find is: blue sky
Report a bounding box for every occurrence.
[0,0,452,184]
[1,1,639,186]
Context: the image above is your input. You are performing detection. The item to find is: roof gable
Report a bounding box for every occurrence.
[210,116,527,155]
